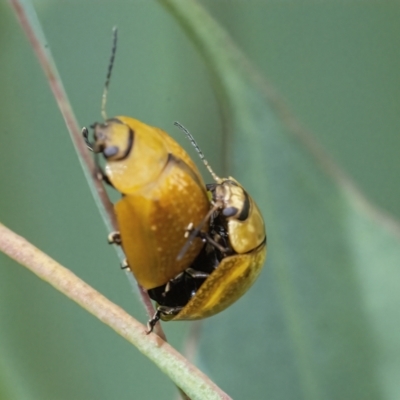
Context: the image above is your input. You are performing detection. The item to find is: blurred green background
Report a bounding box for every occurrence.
[1,1,399,399]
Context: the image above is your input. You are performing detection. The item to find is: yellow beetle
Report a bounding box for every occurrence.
[146,123,267,332]
[83,117,211,290]
[82,29,210,293]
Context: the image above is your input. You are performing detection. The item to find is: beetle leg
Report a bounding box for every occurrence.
[157,305,184,316]
[185,267,210,279]
[163,271,186,295]
[82,127,94,151]
[162,267,210,298]
[146,306,183,334]
[96,167,114,187]
[177,204,221,261]
[197,231,230,254]
[93,152,116,188]
[146,310,161,334]
[183,222,194,239]
[120,259,129,270]
[108,231,122,245]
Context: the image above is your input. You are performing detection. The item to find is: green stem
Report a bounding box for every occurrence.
[0,223,231,400]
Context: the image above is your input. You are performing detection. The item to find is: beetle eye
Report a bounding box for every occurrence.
[222,207,239,217]
[103,146,119,159]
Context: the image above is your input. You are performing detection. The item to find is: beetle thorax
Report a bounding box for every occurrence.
[98,118,172,194]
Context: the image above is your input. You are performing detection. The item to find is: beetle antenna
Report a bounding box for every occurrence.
[174,121,222,183]
[101,26,118,121]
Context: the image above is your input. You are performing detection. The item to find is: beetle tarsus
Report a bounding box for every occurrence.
[185,267,210,279]
[108,231,122,245]
[96,167,114,187]
[198,231,230,254]
[82,127,93,151]
[146,310,161,334]
[184,222,194,238]
[177,204,221,261]
[146,306,183,333]
[163,271,185,295]
[120,259,129,270]
[162,267,208,297]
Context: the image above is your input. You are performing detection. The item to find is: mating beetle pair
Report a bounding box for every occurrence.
[82,29,267,333]
[83,117,266,332]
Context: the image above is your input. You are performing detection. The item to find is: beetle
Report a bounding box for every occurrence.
[145,123,267,332]
[82,28,211,296]
[83,116,211,291]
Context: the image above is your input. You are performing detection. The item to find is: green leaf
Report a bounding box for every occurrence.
[161,1,400,399]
